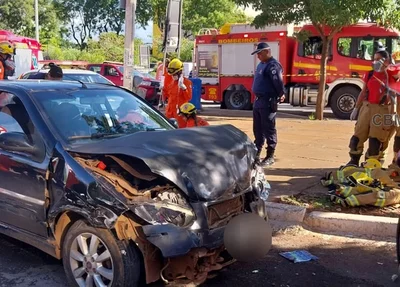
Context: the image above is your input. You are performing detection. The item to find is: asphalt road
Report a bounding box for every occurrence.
[0,226,398,287]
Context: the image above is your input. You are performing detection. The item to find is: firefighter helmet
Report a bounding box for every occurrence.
[0,41,15,55]
[347,171,374,193]
[179,102,196,115]
[167,58,183,75]
[361,158,382,169]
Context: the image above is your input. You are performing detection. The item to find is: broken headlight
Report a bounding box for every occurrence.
[133,200,195,228]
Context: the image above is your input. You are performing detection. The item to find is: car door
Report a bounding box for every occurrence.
[0,91,49,237]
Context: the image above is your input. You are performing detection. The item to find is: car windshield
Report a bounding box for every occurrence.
[64,73,113,85]
[31,88,174,145]
[117,66,124,74]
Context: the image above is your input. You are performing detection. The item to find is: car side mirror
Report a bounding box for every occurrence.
[0,132,38,156]
[168,118,178,128]
[133,75,143,88]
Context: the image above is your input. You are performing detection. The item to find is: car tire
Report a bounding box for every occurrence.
[62,219,142,287]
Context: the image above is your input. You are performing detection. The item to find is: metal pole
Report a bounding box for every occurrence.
[177,0,183,58]
[35,0,39,41]
[123,0,136,90]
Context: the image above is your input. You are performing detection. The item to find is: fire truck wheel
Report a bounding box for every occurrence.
[224,90,252,110]
[330,86,360,120]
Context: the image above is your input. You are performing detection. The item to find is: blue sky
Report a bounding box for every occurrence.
[135,21,153,44]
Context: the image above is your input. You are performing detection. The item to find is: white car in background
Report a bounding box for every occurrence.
[18,69,115,85]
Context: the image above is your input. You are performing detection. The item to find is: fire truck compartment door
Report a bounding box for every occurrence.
[221,42,279,76]
[14,48,33,78]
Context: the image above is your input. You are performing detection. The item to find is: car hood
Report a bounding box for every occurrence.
[67,125,257,201]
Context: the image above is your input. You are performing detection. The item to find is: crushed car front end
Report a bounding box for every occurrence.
[67,124,270,284]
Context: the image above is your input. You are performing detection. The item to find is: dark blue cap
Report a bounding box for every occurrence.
[251,42,271,55]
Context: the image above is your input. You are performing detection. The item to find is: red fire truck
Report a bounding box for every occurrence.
[0,30,43,78]
[193,23,400,119]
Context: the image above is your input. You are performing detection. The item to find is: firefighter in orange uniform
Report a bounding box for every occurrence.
[164,58,192,127]
[0,41,16,80]
[178,102,209,128]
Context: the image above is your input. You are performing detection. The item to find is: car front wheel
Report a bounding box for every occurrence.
[62,220,142,287]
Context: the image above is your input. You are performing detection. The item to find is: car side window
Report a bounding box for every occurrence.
[0,92,45,162]
[105,66,118,76]
[89,65,102,74]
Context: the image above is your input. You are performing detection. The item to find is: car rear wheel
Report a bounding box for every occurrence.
[62,220,142,287]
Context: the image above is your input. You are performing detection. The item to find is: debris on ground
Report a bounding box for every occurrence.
[279,250,318,263]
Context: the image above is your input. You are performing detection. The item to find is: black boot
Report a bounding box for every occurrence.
[261,148,275,166]
[347,153,361,166]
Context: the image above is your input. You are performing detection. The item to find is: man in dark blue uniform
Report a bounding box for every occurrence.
[251,42,285,166]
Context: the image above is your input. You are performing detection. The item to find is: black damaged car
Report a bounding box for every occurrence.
[0,80,271,286]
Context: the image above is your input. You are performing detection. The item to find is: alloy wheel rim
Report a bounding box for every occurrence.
[69,232,114,287]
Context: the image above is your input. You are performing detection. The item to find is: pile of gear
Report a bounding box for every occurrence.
[321,159,400,207]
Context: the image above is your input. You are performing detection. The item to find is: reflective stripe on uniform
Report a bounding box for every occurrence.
[339,186,353,197]
[337,170,344,180]
[345,195,360,206]
[374,190,386,207]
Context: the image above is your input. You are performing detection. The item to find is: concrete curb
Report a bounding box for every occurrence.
[304,211,399,238]
[266,202,306,223]
[266,202,399,238]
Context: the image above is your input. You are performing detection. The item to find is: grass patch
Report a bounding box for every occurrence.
[280,194,334,209]
[279,193,400,218]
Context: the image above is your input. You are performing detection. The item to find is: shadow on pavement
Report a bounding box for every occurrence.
[201,233,398,287]
[263,167,333,200]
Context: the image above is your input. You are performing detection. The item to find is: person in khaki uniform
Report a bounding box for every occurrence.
[347,50,395,166]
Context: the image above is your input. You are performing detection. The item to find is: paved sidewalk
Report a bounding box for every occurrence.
[201,110,395,201]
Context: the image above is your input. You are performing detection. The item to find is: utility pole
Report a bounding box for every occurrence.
[35,0,39,41]
[122,0,136,90]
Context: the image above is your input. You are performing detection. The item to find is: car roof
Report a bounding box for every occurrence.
[25,69,99,75]
[0,79,120,93]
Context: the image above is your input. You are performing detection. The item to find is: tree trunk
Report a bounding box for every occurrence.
[316,36,330,120]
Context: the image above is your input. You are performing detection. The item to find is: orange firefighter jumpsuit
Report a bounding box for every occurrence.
[162,66,174,102]
[164,77,193,128]
[179,116,209,128]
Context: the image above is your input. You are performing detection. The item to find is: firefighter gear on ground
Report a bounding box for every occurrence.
[178,102,209,128]
[323,162,400,208]
[164,59,192,128]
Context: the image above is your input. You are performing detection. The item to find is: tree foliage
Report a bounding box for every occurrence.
[0,0,60,42]
[234,0,400,120]
[43,32,143,65]
[152,0,252,37]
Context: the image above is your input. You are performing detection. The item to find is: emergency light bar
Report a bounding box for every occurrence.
[38,60,88,69]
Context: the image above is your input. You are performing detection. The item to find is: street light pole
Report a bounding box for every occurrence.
[35,0,39,41]
[123,0,136,90]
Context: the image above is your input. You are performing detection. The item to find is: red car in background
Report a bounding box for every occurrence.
[87,61,161,105]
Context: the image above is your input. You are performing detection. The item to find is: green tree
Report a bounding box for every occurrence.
[54,0,152,50]
[233,0,400,120]
[0,0,61,42]
[182,0,251,36]
[152,0,252,37]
